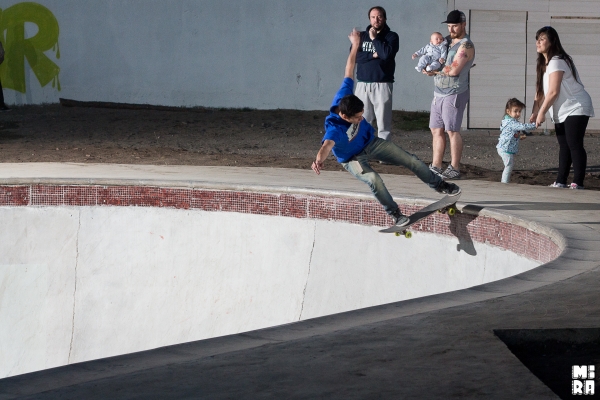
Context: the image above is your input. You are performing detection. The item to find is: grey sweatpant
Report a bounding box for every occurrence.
[355,81,393,141]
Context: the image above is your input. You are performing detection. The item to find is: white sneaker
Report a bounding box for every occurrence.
[549,182,567,188]
[569,183,585,190]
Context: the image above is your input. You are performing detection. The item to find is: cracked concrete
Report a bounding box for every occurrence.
[298,221,317,321]
[67,211,81,364]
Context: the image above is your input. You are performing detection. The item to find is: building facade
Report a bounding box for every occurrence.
[0,0,597,130]
[454,0,600,129]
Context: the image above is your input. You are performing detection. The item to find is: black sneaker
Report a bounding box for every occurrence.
[436,181,461,196]
[391,209,409,226]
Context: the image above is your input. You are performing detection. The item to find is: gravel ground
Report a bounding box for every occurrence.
[1,104,599,190]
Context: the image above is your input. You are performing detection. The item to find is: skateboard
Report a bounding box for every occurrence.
[379,194,461,238]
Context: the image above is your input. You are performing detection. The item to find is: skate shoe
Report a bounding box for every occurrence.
[442,165,461,179]
[429,164,444,178]
[549,182,567,188]
[391,209,409,227]
[436,181,461,196]
[569,183,584,190]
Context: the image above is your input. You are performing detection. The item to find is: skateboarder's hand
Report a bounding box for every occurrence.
[312,160,323,175]
[313,140,334,175]
[348,29,360,46]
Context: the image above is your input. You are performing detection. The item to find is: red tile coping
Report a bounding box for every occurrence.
[0,185,560,264]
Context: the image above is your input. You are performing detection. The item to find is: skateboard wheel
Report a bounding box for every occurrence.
[404,231,412,239]
[448,207,456,216]
[395,232,401,237]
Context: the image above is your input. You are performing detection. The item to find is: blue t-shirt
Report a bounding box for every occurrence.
[322,77,375,163]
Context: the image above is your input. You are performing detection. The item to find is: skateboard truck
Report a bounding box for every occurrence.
[380,195,461,239]
[394,204,458,238]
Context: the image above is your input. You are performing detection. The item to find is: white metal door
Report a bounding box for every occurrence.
[468,10,528,129]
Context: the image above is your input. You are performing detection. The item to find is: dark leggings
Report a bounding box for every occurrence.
[555,115,589,186]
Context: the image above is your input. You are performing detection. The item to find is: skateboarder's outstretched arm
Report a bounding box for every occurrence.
[312,139,335,175]
[345,28,360,78]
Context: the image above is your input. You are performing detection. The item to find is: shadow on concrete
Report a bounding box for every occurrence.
[495,328,600,399]
[543,165,600,174]
[464,201,600,212]
[451,213,477,255]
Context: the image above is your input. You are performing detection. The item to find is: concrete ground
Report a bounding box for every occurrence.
[1,163,599,399]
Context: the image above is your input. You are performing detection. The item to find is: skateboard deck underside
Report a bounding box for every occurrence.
[379,194,460,234]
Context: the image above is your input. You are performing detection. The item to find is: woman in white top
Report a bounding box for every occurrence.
[530,26,594,189]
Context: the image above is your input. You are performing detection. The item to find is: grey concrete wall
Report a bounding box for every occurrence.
[1,0,446,111]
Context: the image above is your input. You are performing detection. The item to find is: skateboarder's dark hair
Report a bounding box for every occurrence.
[339,95,364,118]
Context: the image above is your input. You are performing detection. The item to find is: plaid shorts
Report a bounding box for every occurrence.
[429,89,469,132]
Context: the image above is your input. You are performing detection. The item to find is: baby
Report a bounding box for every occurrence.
[412,32,447,72]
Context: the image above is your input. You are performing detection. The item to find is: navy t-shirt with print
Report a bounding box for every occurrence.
[322,77,375,163]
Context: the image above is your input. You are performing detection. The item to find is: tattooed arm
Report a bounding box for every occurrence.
[439,41,474,77]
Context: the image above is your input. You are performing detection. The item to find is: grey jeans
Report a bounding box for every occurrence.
[342,138,442,215]
[355,82,393,140]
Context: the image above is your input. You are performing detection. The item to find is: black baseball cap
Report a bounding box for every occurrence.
[442,10,466,24]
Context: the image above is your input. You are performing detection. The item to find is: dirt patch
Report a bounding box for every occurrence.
[1,103,599,190]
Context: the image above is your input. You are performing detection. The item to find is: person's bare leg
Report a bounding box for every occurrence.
[447,130,463,170]
[431,127,446,169]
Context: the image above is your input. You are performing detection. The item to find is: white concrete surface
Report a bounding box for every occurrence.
[0,208,78,378]
[1,0,445,111]
[0,204,538,378]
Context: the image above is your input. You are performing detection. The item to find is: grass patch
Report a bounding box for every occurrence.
[392,110,430,131]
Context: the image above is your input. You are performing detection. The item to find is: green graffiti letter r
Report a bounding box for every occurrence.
[0,2,60,93]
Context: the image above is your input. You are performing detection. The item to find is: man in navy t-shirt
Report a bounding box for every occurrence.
[312,29,460,226]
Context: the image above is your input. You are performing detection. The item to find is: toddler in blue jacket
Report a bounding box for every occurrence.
[497,98,536,183]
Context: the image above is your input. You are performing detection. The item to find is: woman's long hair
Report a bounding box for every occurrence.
[535,26,578,100]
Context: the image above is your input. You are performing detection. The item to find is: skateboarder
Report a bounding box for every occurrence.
[312,29,461,227]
